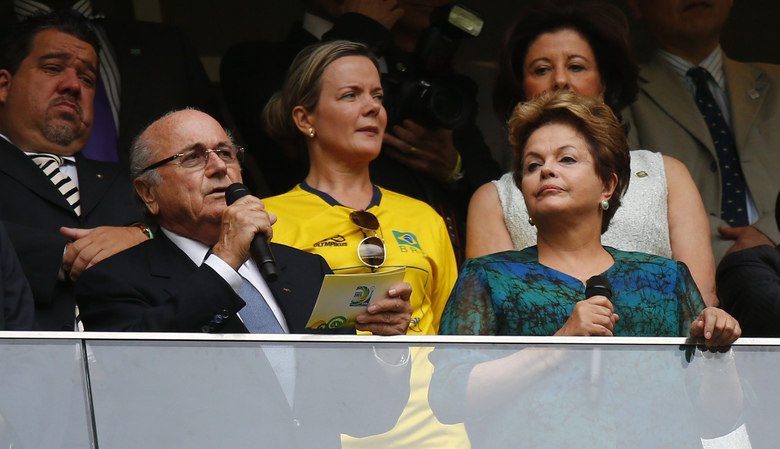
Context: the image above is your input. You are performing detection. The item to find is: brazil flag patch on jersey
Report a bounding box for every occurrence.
[392,231,421,249]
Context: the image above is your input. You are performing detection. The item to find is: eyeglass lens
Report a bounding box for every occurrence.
[351,210,384,268]
[358,236,385,268]
[350,210,380,232]
[180,147,241,168]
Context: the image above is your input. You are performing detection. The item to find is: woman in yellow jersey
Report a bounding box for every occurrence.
[262,40,457,335]
[262,40,468,448]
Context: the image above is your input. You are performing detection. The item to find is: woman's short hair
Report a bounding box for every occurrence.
[509,90,631,234]
[263,40,380,154]
[493,0,637,120]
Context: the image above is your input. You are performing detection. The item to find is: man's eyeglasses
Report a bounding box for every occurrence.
[141,145,245,173]
[350,210,385,271]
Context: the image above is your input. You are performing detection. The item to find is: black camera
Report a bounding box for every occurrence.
[382,3,483,130]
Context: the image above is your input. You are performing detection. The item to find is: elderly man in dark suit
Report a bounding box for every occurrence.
[75,108,413,335]
[74,109,413,448]
[0,11,147,330]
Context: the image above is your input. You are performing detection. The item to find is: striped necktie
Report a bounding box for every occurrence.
[29,154,82,216]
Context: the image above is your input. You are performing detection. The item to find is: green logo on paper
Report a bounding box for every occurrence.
[349,286,375,306]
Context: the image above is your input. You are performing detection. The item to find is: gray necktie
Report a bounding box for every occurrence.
[238,276,284,334]
[238,276,295,404]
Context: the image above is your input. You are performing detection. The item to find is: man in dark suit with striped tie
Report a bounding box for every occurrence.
[0,12,147,330]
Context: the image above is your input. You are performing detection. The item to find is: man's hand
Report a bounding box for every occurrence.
[60,225,150,280]
[719,225,774,255]
[356,281,412,335]
[689,306,741,347]
[341,0,404,30]
[384,120,460,182]
[211,196,276,271]
[555,296,620,336]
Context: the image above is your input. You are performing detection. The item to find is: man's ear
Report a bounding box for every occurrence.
[0,70,12,104]
[292,106,313,136]
[134,177,159,216]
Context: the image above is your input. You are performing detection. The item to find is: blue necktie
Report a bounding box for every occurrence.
[238,276,284,334]
[687,67,748,226]
[238,276,295,403]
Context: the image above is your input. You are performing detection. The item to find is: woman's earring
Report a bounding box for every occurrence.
[528,216,535,226]
[600,200,610,211]
[308,128,316,138]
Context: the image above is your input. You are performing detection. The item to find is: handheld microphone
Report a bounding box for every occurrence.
[585,275,612,300]
[225,183,278,282]
[585,275,612,403]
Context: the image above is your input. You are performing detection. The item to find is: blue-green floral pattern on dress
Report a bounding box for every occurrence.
[440,246,704,336]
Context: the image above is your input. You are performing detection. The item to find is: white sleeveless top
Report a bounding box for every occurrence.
[493,149,672,257]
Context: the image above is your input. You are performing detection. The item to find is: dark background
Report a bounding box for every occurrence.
[3,0,776,165]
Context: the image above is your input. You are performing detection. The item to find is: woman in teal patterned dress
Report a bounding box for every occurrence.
[439,90,740,342]
[428,90,744,449]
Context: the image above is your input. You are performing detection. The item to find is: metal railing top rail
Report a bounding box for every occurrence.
[0,330,777,346]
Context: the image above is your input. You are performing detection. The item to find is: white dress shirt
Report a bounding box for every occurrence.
[161,227,291,333]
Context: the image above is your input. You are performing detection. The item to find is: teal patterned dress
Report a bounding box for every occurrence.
[429,247,711,448]
[440,246,705,336]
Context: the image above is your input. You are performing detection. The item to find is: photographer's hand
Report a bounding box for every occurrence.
[342,0,404,30]
[384,120,460,182]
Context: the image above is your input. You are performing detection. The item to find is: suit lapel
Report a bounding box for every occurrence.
[147,232,250,333]
[639,55,715,153]
[0,138,78,216]
[266,244,317,334]
[725,58,768,150]
[145,232,196,279]
[268,243,317,334]
[75,154,123,218]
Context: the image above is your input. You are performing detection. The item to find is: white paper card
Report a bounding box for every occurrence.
[305,267,406,330]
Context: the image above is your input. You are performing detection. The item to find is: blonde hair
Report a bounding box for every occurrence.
[508,90,630,234]
[263,40,379,155]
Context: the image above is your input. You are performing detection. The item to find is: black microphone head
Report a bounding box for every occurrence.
[225,183,251,206]
[585,275,612,299]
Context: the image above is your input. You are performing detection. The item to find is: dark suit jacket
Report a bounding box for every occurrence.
[75,232,336,333]
[0,220,34,330]
[717,244,780,337]
[0,138,141,330]
[75,233,410,448]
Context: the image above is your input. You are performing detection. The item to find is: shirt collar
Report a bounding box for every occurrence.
[299,180,382,209]
[657,46,726,90]
[23,152,77,165]
[0,133,77,164]
[14,0,98,20]
[161,227,211,266]
[302,11,334,41]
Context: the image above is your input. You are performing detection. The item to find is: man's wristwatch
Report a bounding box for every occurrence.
[132,222,153,239]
